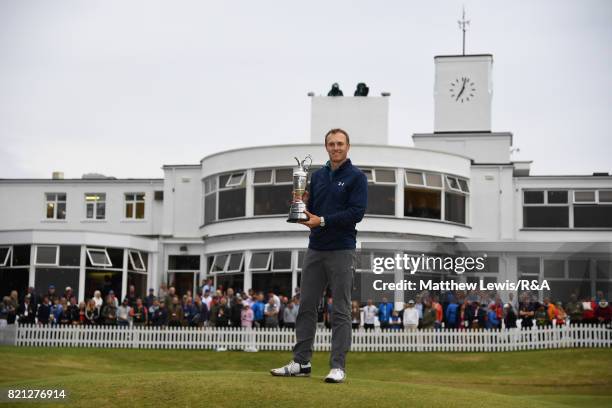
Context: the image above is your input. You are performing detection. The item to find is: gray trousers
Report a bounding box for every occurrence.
[293,248,355,369]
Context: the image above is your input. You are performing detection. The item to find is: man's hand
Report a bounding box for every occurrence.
[298,210,321,229]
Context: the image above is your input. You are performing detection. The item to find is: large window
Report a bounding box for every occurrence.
[85,247,123,299]
[85,193,106,220]
[0,245,29,298]
[253,168,293,216]
[45,193,66,220]
[125,193,145,219]
[33,245,82,300]
[444,176,469,224]
[363,168,396,216]
[128,251,148,298]
[203,172,246,223]
[404,171,468,224]
[523,189,612,229]
[523,190,569,228]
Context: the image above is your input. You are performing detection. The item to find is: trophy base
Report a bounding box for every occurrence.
[287,212,309,223]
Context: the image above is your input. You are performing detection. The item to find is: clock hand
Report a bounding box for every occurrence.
[455,78,467,101]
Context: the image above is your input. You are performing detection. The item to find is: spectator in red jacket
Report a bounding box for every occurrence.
[595,300,611,324]
[581,297,597,324]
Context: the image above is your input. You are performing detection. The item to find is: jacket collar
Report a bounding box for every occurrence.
[325,158,352,172]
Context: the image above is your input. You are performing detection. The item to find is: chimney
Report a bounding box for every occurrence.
[52,171,64,180]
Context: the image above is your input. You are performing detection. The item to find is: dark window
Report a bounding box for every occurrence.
[597,260,611,280]
[545,280,590,302]
[366,185,395,215]
[543,260,565,278]
[216,274,243,293]
[204,194,217,224]
[0,247,10,266]
[108,248,124,268]
[251,272,291,297]
[218,189,245,219]
[547,191,568,204]
[595,281,612,301]
[85,270,121,299]
[272,251,292,270]
[523,207,569,228]
[12,245,30,266]
[445,193,466,224]
[35,268,80,300]
[482,257,499,273]
[404,188,441,219]
[227,253,243,272]
[574,205,612,228]
[128,272,147,298]
[517,258,540,275]
[168,255,200,270]
[0,268,29,298]
[36,246,58,265]
[524,191,544,204]
[60,246,81,267]
[568,260,590,279]
[254,185,293,216]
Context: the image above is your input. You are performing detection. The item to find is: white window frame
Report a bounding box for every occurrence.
[209,254,229,274]
[523,189,569,207]
[226,253,244,272]
[225,172,246,187]
[125,192,146,219]
[545,190,569,205]
[253,169,274,185]
[405,170,426,187]
[366,168,396,185]
[0,246,12,267]
[445,176,463,193]
[128,250,146,272]
[86,248,113,267]
[274,168,294,184]
[249,251,272,271]
[271,251,292,271]
[424,172,443,188]
[85,193,106,220]
[599,190,612,203]
[296,250,306,271]
[45,192,67,220]
[35,245,60,266]
[457,178,470,193]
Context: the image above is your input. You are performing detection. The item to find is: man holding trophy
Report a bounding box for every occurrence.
[271,128,368,383]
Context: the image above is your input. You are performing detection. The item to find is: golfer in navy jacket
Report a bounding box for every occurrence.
[271,128,367,383]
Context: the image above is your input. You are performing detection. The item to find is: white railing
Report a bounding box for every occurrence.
[8,324,611,352]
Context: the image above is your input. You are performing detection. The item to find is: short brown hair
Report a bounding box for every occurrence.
[324,128,350,145]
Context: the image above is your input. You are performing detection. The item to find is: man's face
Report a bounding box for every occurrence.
[325,132,349,164]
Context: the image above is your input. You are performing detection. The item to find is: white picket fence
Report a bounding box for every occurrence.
[7,324,611,352]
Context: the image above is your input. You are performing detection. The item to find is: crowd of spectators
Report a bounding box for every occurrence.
[1,280,610,331]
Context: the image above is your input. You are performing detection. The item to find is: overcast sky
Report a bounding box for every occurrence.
[0,0,610,179]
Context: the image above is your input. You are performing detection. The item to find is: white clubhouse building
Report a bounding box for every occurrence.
[1,53,611,306]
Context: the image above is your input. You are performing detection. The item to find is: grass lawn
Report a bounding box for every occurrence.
[0,346,611,407]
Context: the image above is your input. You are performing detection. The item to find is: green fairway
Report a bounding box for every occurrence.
[0,347,611,408]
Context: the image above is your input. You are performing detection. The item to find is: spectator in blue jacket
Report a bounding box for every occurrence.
[487,304,500,329]
[252,293,265,328]
[378,297,393,330]
[445,300,459,329]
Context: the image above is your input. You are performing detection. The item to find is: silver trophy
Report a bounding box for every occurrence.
[287,155,312,223]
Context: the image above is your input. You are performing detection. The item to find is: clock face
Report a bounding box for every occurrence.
[449,76,476,103]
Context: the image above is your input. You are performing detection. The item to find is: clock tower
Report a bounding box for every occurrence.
[434,54,493,133]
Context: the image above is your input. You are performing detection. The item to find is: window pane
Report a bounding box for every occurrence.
[46,193,56,201]
[219,174,230,187]
[85,270,121,299]
[128,272,147,299]
[523,207,569,228]
[600,191,612,202]
[569,260,590,279]
[249,252,270,270]
[363,169,373,182]
[254,185,292,216]
[0,247,9,266]
[446,177,459,190]
[0,268,29,298]
[404,188,441,219]
[376,169,395,183]
[136,193,145,201]
[548,190,568,204]
[96,203,105,219]
[57,202,66,219]
[46,203,55,218]
[297,251,305,270]
[405,171,423,185]
[445,192,466,224]
[228,173,244,186]
[12,245,30,266]
[366,185,395,215]
[254,169,272,184]
[574,205,612,228]
[574,191,595,202]
[168,255,200,270]
[59,246,81,267]
[86,203,94,219]
[89,250,110,266]
[135,202,145,219]
[458,179,469,192]
[126,202,133,218]
[204,194,217,224]
[275,169,293,183]
[251,272,291,297]
[524,191,544,204]
[211,254,228,272]
[425,173,442,188]
[35,268,79,300]
[204,176,217,193]
[517,257,539,275]
[129,251,145,271]
[482,256,499,273]
[227,253,243,271]
[597,260,612,280]
[57,194,66,202]
[543,259,565,278]
[36,246,57,264]
[272,251,292,270]
[216,273,244,294]
[218,188,246,219]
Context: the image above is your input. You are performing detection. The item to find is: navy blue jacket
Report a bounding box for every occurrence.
[307,159,367,250]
